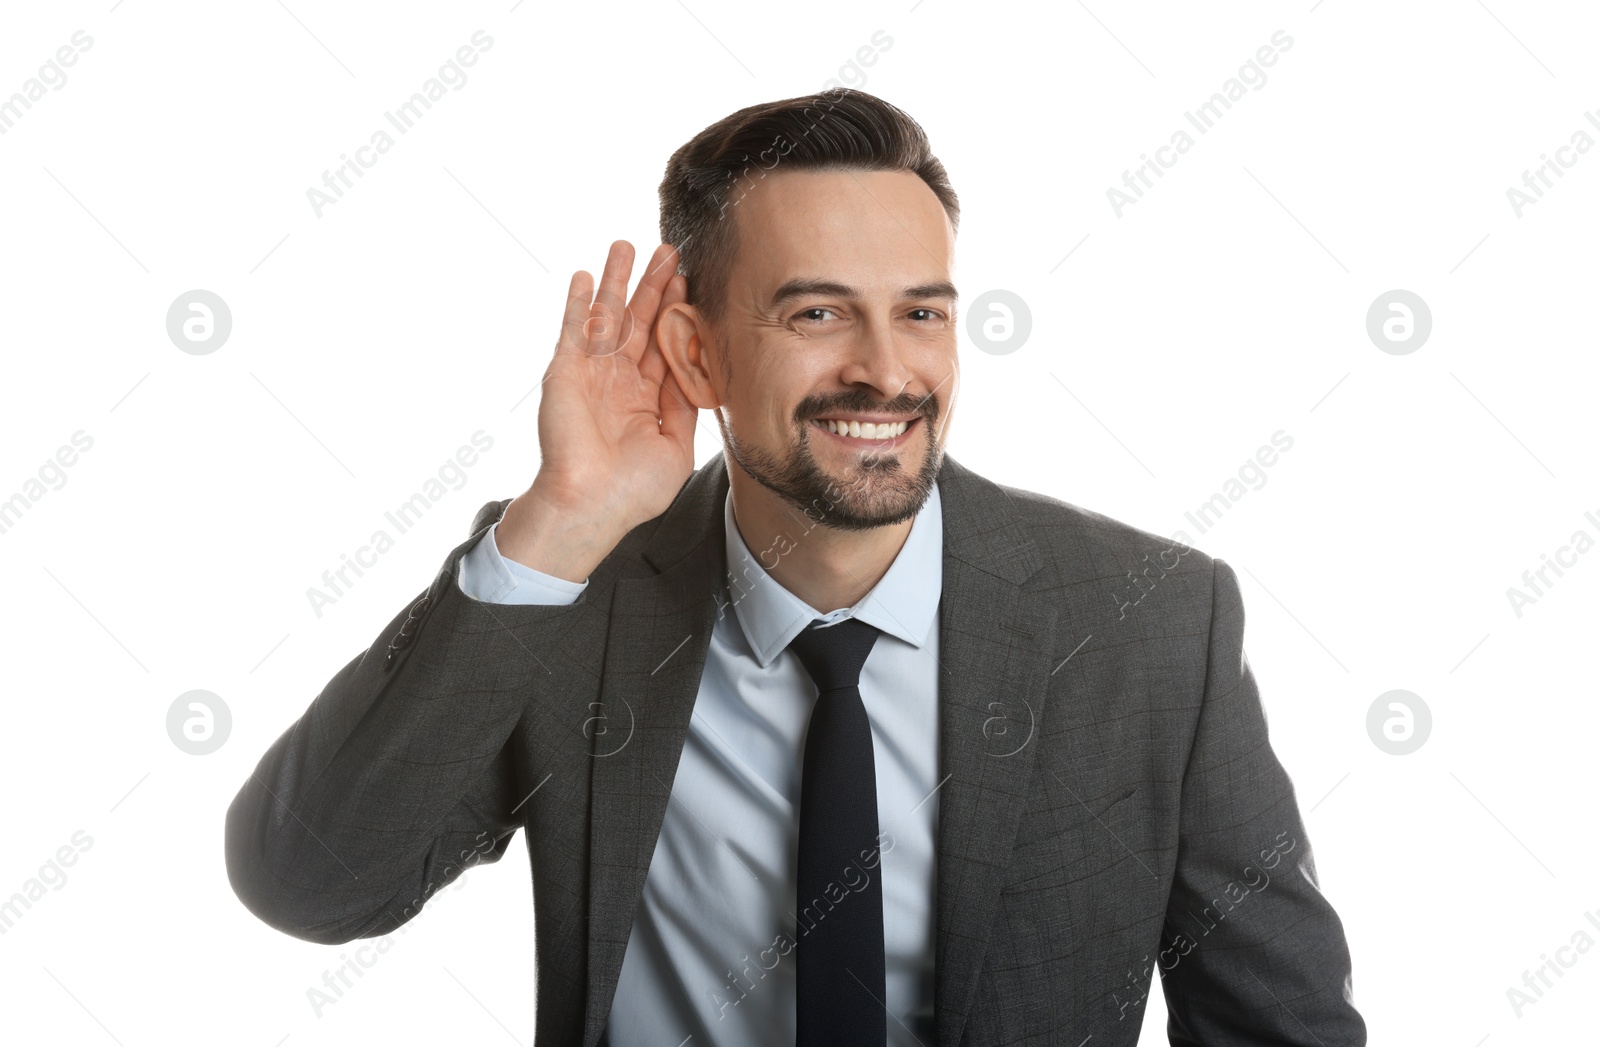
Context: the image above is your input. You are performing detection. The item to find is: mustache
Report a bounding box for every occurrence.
[795,392,939,424]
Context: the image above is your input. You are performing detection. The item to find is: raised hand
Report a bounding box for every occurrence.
[496,241,698,581]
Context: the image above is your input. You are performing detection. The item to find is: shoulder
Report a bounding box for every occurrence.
[994,479,1215,573]
[979,478,1231,630]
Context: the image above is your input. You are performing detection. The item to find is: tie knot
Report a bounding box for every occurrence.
[787,616,881,694]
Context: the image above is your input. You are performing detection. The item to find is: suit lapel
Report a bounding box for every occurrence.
[931,459,1056,1047]
[582,458,729,1046]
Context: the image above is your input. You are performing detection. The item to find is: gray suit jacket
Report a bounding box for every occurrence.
[225,451,1365,1046]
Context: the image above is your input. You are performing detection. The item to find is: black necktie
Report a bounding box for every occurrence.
[788,615,886,1047]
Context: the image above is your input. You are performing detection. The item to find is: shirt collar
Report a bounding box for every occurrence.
[722,482,943,667]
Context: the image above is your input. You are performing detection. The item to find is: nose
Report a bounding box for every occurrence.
[838,316,911,401]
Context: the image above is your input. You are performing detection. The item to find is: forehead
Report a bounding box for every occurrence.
[727,168,953,298]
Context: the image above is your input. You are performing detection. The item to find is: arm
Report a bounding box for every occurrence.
[1157,558,1366,1046]
[223,505,587,945]
[457,516,589,606]
[225,240,696,945]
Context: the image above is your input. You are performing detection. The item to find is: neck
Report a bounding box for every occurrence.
[725,463,917,615]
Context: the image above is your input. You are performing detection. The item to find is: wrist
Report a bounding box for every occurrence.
[495,484,627,583]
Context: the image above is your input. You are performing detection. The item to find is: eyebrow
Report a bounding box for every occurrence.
[768,278,959,311]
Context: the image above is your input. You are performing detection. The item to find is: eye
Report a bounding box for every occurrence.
[907,308,942,322]
[795,307,839,323]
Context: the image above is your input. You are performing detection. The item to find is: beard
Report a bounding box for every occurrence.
[721,390,943,532]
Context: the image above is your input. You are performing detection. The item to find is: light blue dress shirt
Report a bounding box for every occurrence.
[456,483,944,1045]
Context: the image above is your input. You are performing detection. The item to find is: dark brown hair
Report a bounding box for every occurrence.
[658,88,959,325]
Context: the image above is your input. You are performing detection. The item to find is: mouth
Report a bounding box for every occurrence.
[809,415,920,448]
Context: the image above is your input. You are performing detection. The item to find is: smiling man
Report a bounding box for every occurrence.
[226,88,1367,1047]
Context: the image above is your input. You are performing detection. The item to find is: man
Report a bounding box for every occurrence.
[225,88,1366,1046]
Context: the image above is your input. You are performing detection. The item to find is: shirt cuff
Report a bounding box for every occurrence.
[456,519,588,605]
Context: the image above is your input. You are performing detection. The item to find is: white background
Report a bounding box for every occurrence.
[1,0,1596,1043]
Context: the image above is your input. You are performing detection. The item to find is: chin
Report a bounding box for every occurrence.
[727,421,941,531]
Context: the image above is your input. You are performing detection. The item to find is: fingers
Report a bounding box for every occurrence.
[626,244,680,327]
[637,272,686,389]
[614,243,680,364]
[584,240,635,356]
[560,242,682,362]
[557,270,594,354]
[659,264,688,307]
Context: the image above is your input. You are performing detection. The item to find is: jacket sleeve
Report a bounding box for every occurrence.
[224,497,588,945]
[1157,558,1366,1046]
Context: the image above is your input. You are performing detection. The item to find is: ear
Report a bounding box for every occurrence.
[656,300,723,410]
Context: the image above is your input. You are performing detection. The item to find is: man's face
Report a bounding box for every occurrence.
[710,168,959,531]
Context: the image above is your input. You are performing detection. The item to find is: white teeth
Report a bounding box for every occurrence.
[820,419,909,438]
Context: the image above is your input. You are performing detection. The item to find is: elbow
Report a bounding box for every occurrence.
[223,781,387,946]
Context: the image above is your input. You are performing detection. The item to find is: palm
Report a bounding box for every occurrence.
[534,241,697,531]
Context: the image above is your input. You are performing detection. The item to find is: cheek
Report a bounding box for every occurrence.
[720,368,791,440]
[738,348,818,426]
